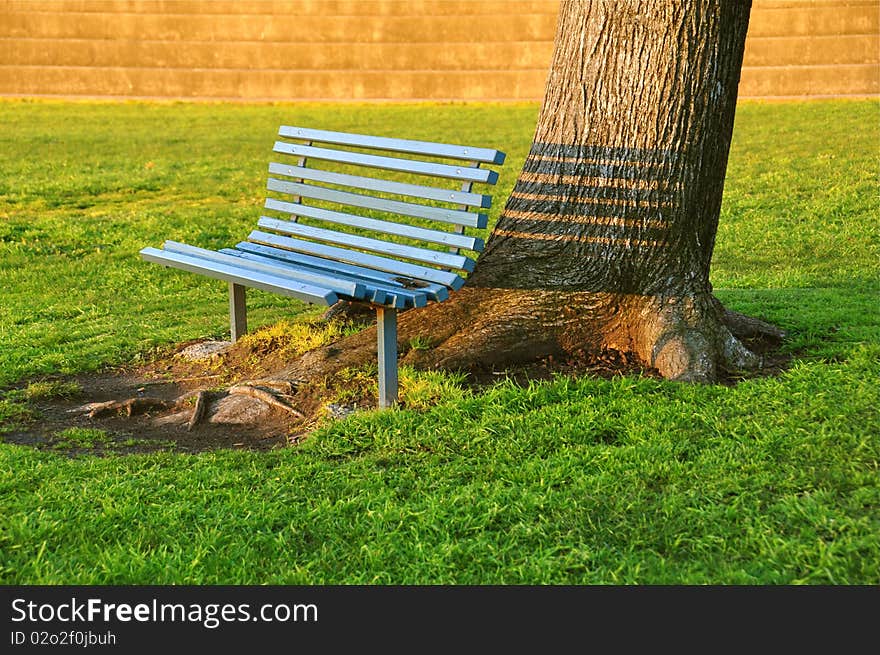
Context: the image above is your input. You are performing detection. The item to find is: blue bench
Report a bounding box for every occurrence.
[140,126,505,407]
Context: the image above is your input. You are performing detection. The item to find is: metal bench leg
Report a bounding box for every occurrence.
[229,282,247,342]
[376,307,398,408]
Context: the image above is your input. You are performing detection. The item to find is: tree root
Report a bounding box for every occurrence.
[186,390,210,431]
[721,306,786,342]
[321,299,376,325]
[84,397,172,419]
[632,294,776,383]
[238,379,298,396]
[263,288,785,388]
[227,383,305,419]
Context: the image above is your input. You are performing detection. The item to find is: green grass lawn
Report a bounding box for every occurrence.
[0,99,878,584]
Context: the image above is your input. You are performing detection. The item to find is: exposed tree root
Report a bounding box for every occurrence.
[321,300,376,325]
[629,294,783,383]
[232,289,781,391]
[239,380,298,396]
[186,390,209,431]
[79,381,305,432]
[81,397,172,419]
[227,384,305,419]
[721,305,787,342]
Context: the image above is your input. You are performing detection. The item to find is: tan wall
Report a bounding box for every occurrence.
[0,0,877,101]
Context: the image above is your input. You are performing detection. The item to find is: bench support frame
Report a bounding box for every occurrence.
[229,282,248,342]
[231,282,398,406]
[376,307,398,408]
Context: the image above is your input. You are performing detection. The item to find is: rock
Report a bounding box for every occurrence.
[176,340,232,361]
[209,394,276,425]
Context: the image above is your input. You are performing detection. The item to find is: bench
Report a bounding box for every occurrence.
[140,126,506,408]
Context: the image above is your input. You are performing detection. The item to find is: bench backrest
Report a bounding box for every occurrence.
[241,126,505,301]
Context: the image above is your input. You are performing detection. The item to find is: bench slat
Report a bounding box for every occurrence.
[266,178,488,233]
[220,248,429,309]
[232,241,449,303]
[258,217,476,272]
[247,230,465,290]
[278,126,506,165]
[268,163,492,209]
[223,248,428,308]
[140,247,338,306]
[162,241,365,299]
[273,142,499,185]
[220,249,401,308]
[264,193,484,251]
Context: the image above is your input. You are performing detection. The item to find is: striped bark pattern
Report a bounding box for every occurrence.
[473,0,753,297]
[478,142,682,293]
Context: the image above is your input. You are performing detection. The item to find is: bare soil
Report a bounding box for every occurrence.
[3,370,294,455]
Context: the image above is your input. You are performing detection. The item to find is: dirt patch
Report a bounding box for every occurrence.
[1,330,791,457]
[2,371,295,456]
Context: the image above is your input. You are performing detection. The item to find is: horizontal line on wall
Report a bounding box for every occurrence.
[738,93,880,100]
[0,36,556,45]
[0,65,551,73]
[3,35,875,43]
[2,35,874,46]
[3,93,876,104]
[0,93,880,105]
[747,33,880,40]
[0,92,547,103]
[741,63,880,70]
[3,63,874,74]
[0,37,556,46]
[3,2,875,18]
[3,35,873,47]
[1,10,873,22]
[0,10,562,18]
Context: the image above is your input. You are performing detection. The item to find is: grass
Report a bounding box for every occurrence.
[20,380,82,401]
[50,427,113,449]
[0,98,878,584]
[0,399,35,436]
[46,427,173,454]
[237,319,359,357]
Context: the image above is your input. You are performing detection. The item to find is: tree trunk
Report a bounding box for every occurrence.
[238,0,782,399]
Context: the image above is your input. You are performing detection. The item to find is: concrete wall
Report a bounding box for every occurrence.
[0,0,877,101]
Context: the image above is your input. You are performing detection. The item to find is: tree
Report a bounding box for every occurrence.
[291,0,781,387]
[99,0,785,427]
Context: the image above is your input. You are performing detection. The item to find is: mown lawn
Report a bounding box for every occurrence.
[0,99,878,584]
